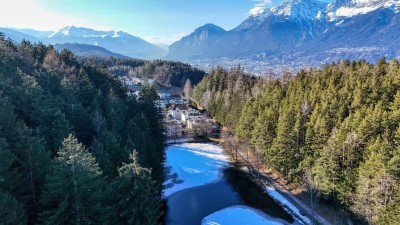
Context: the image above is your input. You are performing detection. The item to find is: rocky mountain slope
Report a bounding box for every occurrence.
[168,0,400,69]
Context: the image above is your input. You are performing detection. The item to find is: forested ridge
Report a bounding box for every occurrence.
[0,34,165,225]
[87,57,206,87]
[192,60,400,224]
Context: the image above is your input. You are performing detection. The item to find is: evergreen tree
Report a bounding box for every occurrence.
[0,190,26,225]
[111,151,161,225]
[0,37,166,224]
[312,128,341,199]
[352,139,397,224]
[377,189,400,225]
[0,138,18,194]
[40,135,108,225]
[191,59,400,223]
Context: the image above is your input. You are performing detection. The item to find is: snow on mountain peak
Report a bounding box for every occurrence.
[237,0,328,31]
[112,31,120,38]
[240,0,400,31]
[47,26,138,40]
[327,0,399,20]
[249,5,266,16]
[61,26,71,36]
[269,0,328,28]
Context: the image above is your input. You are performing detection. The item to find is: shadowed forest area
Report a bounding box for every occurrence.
[0,35,165,225]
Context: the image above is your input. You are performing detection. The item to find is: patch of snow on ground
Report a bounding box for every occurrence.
[202,205,287,225]
[266,187,312,225]
[163,143,230,198]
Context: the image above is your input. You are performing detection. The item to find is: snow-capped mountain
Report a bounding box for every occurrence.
[48,26,132,39]
[327,0,399,19]
[270,0,328,27]
[46,26,166,59]
[0,26,166,59]
[167,0,400,69]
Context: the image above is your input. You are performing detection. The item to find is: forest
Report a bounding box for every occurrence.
[86,57,206,88]
[192,60,400,224]
[0,34,165,225]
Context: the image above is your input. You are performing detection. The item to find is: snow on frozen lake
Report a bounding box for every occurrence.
[166,138,193,144]
[266,187,311,225]
[202,205,288,225]
[163,143,230,198]
[163,142,311,225]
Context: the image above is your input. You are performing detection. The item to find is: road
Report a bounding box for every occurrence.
[235,149,333,225]
[258,171,333,225]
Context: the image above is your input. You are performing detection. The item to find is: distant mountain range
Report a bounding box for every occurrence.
[1,0,399,70]
[168,0,400,69]
[54,43,129,58]
[0,28,41,43]
[0,26,166,59]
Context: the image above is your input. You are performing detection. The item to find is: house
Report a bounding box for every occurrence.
[165,119,183,137]
[158,92,171,100]
[186,117,212,134]
[125,79,133,86]
[181,108,201,122]
[170,104,189,120]
[157,100,170,109]
[131,77,142,85]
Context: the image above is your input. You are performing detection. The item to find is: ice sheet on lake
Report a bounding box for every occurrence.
[163,143,230,198]
[266,187,312,225]
[202,205,288,225]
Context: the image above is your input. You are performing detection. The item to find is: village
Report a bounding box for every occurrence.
[120,76,220,140]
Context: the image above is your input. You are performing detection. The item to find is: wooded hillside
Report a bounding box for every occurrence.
[0,34,165,225]
[87,57,206,87]
[192,60,400,224]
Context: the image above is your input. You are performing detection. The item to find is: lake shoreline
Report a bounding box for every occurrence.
[162,142,295,225]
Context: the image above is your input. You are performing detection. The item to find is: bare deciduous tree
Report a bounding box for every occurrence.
[184,79,192,101]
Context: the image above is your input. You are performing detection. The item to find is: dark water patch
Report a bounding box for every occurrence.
[224,167,294,223]
[163,180,239,225]
[163,167,293,225]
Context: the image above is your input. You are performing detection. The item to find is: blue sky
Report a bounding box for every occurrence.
[0,0,331,45]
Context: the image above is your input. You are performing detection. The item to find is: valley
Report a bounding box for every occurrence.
[1,0,400,224]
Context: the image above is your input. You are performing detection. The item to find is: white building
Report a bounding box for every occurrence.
[170,104,189,120]
[159,92,171,100]
[181,108,201,122]
[165,119,183,137]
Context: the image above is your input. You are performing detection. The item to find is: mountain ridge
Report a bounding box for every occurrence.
[167,0,400,70]
[54,43,130,58]
[0,26,166,60]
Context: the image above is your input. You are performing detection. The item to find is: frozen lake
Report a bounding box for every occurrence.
[163,143,297,225]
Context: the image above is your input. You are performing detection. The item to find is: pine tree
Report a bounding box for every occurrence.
[0,96,49,223]
[40,135,108,225]
[312,128,341,199]
[270,102,299,177]
[377,189,400,225]
[0,190,26,225]
[0,138,18,193]
[111,151,161,225]
[352,139,397,224]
